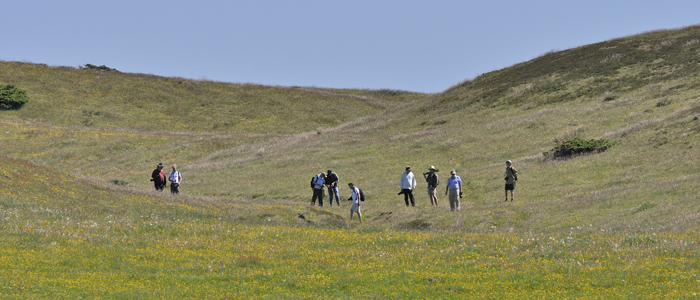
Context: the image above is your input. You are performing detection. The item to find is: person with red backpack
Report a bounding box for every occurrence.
[150,163,167,191]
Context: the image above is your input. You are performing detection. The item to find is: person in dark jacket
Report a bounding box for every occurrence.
[423,166,439,206]
[505,160,518,202]
[326,169,340,207]
[150,163,167,191]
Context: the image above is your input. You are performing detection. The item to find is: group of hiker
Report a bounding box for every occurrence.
[310,170,363,223]
[150,163,183,195]
[311,161,519,221]
[149,160,518,223]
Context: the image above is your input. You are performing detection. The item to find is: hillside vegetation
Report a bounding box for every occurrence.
[2,24,700,298]
[1,25,699,234]
[0,62,424,134]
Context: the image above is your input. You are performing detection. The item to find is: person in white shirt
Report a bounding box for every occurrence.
[311,172,326,206]
[169,164,182,195]
[348,182,362,223]
[399,166,417,207]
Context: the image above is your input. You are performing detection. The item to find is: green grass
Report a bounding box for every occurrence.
[2,26,700,232]
[1,24,700,298]
[1,156,698,298]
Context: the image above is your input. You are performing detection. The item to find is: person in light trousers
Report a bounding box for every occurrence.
[348,182,362,223]
[445,170,463,211]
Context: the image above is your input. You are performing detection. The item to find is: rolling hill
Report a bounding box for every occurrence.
[1,25,700,233]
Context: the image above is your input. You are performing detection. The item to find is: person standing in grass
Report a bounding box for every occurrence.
[423,166,439,206]
[504,160,518,202]
[150,163,167,191]
[400,166,417,207]
[326,169,340,207]
[444,170,463,211]
[169,164,182,195]
[348,182,362,223]
[311,172,326,206]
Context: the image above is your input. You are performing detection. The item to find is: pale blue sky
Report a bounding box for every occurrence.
[3,1,699,93]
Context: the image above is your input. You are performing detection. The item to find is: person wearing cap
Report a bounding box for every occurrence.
[399,166,417,207]
[423,166,439,206]
[311,172,326,206]
[504,160,518,202]
[326,169,340,207]
[150,163,167,191]
[169,164,183,195]
[445,170,463,211]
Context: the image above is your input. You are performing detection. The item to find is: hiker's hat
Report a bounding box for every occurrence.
[405,166,411,171]
[506,160,512,164]
[157,163,164,169]
[429,166,436,170]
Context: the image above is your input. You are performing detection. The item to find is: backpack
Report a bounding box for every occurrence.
[358,188,365,202]
[310,175,316,188]
[505,167,518,181]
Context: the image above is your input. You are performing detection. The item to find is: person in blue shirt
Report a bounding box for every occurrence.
[444,170,463,211]
[311,172,326,206]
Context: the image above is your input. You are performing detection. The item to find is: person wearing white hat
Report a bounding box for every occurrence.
[504,160,518,202]
[423,166,439,206]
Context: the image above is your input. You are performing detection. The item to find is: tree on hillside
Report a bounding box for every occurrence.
[0,84,29,110]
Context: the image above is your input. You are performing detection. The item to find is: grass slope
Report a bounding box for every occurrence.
[0,62,425,134]
[1,25,699,235]
[3,24,700,299]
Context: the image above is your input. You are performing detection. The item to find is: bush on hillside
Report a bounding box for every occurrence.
[0,84,30,110]
[543,137,617,159]
[81,64,118,72]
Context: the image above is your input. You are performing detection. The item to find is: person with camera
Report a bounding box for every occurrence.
[399,166,417,207]
[311,172,326,207]
[445,170,463,211]
[504,160,518,202]
[169,164,182,195]
[423,166,439,206]
[348,182,362,223]
[326,169,340,207]
[150,162,167,191]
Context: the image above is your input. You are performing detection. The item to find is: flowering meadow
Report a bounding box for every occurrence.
[1,156,699,299]
[3,27,700,298]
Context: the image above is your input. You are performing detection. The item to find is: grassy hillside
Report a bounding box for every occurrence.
[2,26,700,234]
[0,62,425,134]
[3,24,700,299]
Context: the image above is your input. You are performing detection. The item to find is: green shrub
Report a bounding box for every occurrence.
[81,64,118,72]
[0,84,30,110]
[543,137,617,159]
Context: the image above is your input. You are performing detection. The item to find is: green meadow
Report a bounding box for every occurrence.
[1,25,700,298]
